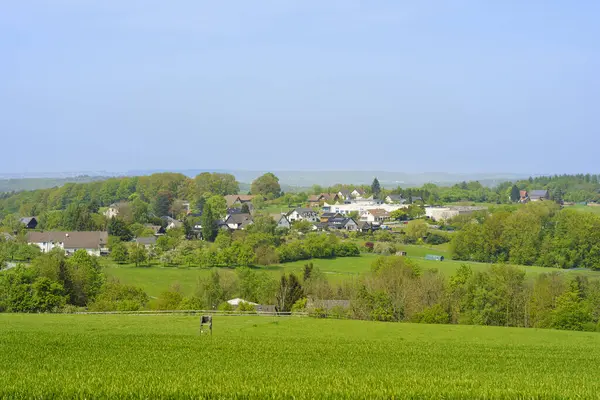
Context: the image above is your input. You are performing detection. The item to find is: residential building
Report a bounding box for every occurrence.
[320,212,343,223]
[338,190,351,200]
[519,190,529,203]
[287,208,319,223]
[144,224,166,236]
[425,206,487,221]
[351,188,366,199]
[385,195,405,204]
[135,236,157,248]
[530,190,549,202]
[360,209,390,224]
[224,213,253,230]
[161,216,183,230]
[103,202,127,219]
[26,231,109,256]
[327,217,358,231]
[224,195,257,208]
[308,193,340,207]
[276,215,291,229]
[20,217,38,229]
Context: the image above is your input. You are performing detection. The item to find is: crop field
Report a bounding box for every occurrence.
[1,314,600,399]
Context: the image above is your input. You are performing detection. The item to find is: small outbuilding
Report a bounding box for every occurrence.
[425,254,444,261]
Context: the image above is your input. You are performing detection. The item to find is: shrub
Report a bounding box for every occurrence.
[237,301,257,313]
[373,242,396,255]
[218,301,234,312]
[291,298,307,314]
[364,242,374,253]
[425,233,450,245]
[413,304,450,324]
[334,242,360,257]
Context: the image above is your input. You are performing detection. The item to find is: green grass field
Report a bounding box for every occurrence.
[103,244,599,299]
[1,314,599,399]
[567,204,600,215]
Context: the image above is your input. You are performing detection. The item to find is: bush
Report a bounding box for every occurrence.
[375,230,394,242]
[413,304,450,324]
[218,301,234,312]
[373,242,396,255]
[237,301,257,313]
[364,242,374,253]
[425,233,450,245]
[291,298,307,313]
[334,242,360,257]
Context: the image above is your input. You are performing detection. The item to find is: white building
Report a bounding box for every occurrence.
[360,209,391,224]
[425,206,487,221]
[324,201,408,216]
[287,208,319,223]
[26,231,109,256]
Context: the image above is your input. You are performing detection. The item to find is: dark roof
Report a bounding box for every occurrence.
[386,194,404,201]
[135,236,157,246]
[321,212,340,218]
[26,231,108,249]
[225,213,253,225]
[411,196,423,202]
[530,190,548,197]
[290,208,316,215]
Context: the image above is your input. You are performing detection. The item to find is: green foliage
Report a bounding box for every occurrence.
[89,280,149,311]
[251,172,281,198]
[276,273,303,312]
[194,172,239,197]
[128,243,148,267]
[371,177,381,197]
[107,218,133,241]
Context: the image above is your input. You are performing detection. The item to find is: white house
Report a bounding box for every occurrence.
[287,208,319,223]
[385,195,405,204]
[351,189,366,199]
[425,206,487,221]
[327,217,359,231]
[276,215,291,229]
[224,213,253,230]
[360,209,390,224]
[162,216,183,230]
[324,201,407,216]
[26,231,109,256]
[103,202,127,219]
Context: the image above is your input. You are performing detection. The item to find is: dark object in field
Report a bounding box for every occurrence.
[200,315,212,335]
[425,254,444,261]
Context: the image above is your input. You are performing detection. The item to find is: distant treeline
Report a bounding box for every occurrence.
[0,176,108,194]
[451,202,600,270]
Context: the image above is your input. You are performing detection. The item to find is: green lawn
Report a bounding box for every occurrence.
[1,314,599,398]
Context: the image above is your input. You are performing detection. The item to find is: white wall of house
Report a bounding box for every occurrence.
[30,241,101,257]
[103,207,119,219]
[326,202,407,215]
[288,210,319,222]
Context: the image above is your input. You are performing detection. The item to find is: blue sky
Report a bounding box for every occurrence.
[1,1,599,174]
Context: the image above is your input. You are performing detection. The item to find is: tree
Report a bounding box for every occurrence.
[129,243,148,267]
[201,203,218,242]
[107,218,133,242]
[111,242,129,264]
[205,195,227,219]
[251,173,281,198]
[405,220,428,241]
[152,191,172,217]
[276,273,304,312]
[510,185,520,203]
[371,177,381,198]
[194,173,239,197]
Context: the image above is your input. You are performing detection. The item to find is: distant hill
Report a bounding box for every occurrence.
[0,169,532,192]
[0,176,109,193]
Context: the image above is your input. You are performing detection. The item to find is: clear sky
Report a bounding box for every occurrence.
[1,1,599,175]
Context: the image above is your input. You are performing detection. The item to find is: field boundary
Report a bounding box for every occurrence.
[72,309,309,317]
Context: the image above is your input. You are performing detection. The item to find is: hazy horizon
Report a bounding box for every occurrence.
[2,1,599,174]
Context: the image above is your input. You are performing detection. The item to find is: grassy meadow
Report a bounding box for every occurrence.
[1,314,599,399]
[103,243,599,299]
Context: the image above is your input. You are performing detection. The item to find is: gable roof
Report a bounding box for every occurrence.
[530,190,548,197]
[352,188,365,195]
[386,194,404,201]
[225,213,253,225]
[20,217,37,225]
[520,190,528,197]
[135,236,157,246]
[224,195,256,207]
[26,231,108,249]
[289,208,316,215]
[338,190,351,197]
[366,208,390,217]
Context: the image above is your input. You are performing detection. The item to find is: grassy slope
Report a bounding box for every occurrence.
[103,244,599,299]
[568,204,600,215]
[1,314,599,399]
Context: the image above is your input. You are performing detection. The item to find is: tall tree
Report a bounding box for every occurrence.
[251,173,281,198]
[152,191,172,217]
[194,173,239,197]
[107,218,133,242]
[275,273,304,312]
[510,185,520,203]
[371,177,381,198]
[201,203,218,242]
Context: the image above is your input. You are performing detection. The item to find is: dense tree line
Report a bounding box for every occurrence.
[450,202,600,270]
